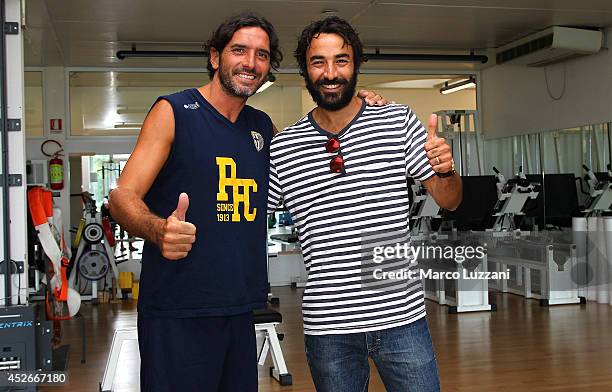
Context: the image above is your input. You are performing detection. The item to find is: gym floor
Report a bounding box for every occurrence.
[38,286,612,392]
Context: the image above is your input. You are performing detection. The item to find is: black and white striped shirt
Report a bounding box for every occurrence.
[268,101,435,335]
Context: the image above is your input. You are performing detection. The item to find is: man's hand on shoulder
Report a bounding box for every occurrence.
[357,90,395,106]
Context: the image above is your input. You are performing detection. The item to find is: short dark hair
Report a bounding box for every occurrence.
[294,16,363,77]
[204,12,283,79]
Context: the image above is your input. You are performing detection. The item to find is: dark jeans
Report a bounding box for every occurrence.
[305,318,440,392]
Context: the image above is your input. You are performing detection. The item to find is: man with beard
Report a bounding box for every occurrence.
[109,12,387,392]
[267,17,462,392]
[109,13,280,392]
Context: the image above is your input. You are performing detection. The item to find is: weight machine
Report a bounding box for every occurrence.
[69,193,121,302]
[435,110,483,176]
[408,179,445,240]
[489,166,540,233]
[581,164,612,216]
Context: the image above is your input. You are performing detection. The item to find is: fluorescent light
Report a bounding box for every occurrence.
[256,73,276,94]
[256,80,274,94]
[116,106,148,115]
[114,122,142,129]
[370,79,450,89]
[440,77,475,94]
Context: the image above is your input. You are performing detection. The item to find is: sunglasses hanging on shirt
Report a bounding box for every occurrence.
[325,137,345,174]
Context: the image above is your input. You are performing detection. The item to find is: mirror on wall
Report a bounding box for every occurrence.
[475,122,612,229]
[483,123,611,179]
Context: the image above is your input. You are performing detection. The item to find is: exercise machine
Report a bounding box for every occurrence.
[490,166,540,233]
[69,193,121,302]
[581,164,612,216]
[435,109,483,176]
[419,234,494,313]
[487,233,582,306]
[409,179,445,240]
[99,308,292,391]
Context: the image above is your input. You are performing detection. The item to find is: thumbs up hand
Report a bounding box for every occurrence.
[424,114,454,174]
[160,192,196,260]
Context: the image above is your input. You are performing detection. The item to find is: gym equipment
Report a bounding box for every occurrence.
[490,166,540,233]
[268,209,306,289]
[99,327,137,392]
[78,250,111,281]
[524,173,579,229]
[435,110,483,176]
[69,193,120,302]
[254,309,292,386]
[419,234,494,313]
[28,187,81,318]
[581,164,612,216]
[99,308,292,391]
[83,223,104,244]
[0,305,53,373]
[576,216,612,304]
[487,233,582,306]
[466,167,584,306]
[409,179,445,240]
[431,168,581,308]
[443,175,498,230]
[19,188,87,377]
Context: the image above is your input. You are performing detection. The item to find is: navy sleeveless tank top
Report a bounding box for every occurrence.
[139,88,272,318]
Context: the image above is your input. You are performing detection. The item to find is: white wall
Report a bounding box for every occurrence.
[249,86,303,130]
[25,68,71,242]
[301,87,476,128]
[482,28,612,139]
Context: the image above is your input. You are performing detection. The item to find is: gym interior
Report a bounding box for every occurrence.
[1,0,612,391]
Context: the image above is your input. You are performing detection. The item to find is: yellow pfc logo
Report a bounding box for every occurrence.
[216,157,258,222]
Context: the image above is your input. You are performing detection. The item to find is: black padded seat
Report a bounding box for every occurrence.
[253,308,282,324]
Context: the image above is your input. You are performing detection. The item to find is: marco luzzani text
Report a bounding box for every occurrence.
[371,243,510,281]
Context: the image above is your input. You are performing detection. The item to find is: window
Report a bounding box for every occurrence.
[25,71,44,137]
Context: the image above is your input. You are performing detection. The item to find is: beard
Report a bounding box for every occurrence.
[305,72,358,111]
[218,59,265,98]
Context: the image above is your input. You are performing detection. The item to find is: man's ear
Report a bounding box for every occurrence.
[210,47,220,71]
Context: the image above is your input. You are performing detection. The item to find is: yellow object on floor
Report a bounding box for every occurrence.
[131,282,139,300]
[119,271,133,289]
[72,218,85,248]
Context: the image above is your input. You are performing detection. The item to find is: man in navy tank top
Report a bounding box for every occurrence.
[109,12,282,392]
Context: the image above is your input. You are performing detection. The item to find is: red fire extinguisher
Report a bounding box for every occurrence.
[42,140,64,190]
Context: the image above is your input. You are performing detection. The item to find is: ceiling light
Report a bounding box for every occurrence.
[256,74,276,94]
[440,77,476,94]
[116,106,148,115]
[114,122,142,129]
[321,8,339,16]
[371,79,450,89]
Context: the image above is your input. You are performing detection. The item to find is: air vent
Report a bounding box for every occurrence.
[496,27,602,67]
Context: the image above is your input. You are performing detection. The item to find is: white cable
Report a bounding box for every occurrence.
[544,63,566,101]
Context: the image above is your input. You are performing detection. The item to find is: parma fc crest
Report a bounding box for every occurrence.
[251,131,264,152]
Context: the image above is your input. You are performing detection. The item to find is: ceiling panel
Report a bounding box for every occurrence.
[23,0,612,69]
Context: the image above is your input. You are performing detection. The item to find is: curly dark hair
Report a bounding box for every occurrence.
[294,16,363,77]
[204,12,283,79]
